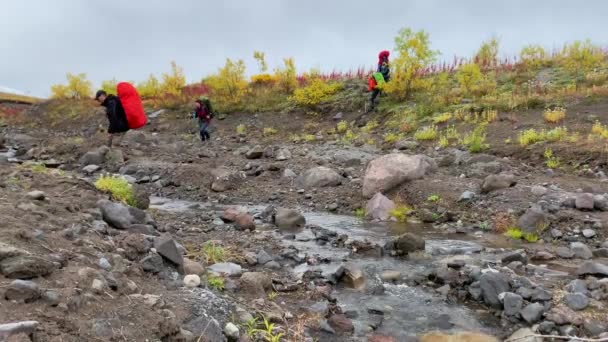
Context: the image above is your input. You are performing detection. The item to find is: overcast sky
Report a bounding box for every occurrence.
[2,0,608,97]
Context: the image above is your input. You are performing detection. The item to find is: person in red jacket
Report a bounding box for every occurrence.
[193,98,213,142]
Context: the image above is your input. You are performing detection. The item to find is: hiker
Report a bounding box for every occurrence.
[369,50,391,111]
[193,97,213,142]
[95,90,130,147]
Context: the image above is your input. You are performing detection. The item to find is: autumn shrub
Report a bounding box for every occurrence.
[414,125,438,141]
[518,129,544,146]
[520,44,547,70]
[543,107,566,123]
[432,112,452,124]
[274,57,297,93]
[206,58,248,107]
[560,40,604,86]
[51,73,93,99]
[100,78,118,95]
[161,61,186,96]
[475,37,499,68]
[456,63,482,96]
[291,79,342,107]
[137,74,162,99]
[585,70,608,86]
[461,124,489,153]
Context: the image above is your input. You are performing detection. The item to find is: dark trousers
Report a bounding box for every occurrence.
[198,120,210,141]
[370,89,381,109]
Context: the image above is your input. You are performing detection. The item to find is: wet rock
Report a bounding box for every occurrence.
[362,154,436,198]
[365,193,395,221]
[341,264,365,289]
[234,213,255,231]
[564,293,590,310]
[183,274,201,288]
[556,246,574,259]
[538,321,556,335]
[208,262,242,277]
[575,193,595,210]
[380,271,401,282]
[0,321,39,341]
[245,145,264,159]
[256,250,273,265]
[502,292,523,316]
[582,229,596,238]
[517,206,548,234]
[154,236,184,268]
[480,173,516,193]
[531,185,548,196]
[141,253,164,273]
[546,305,584,325]
[274,208,306,230]
[508,328,542,342]
[479,272,510,309]
[239,272,271,297]
[447,260,466,269]
[389,233,425,256]
[458,191,475,202]
[328,314,354,333]
[520,302,545,324]
[559,325,577,337]
[296,166,342,188]
[224,322,239,340]
[4,279,40,302]
[97,199,155,230]
[0,255,55,279]
[501,250,527,264]
[436,284,450,296]
[571,242,593,260]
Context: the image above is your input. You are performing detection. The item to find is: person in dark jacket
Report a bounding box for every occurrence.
[193,98,213,142]
[95,90,130,147]
[369,50,391,112]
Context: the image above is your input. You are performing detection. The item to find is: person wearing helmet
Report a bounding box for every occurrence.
[369,50,390,111]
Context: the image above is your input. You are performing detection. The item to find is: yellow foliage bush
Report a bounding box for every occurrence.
[520,44,547,69]
[292,79,342,106]
[51,73,93,99]
[206,58,248,105]
[518,129,544,146]
[432,112,452,124]
[263,127,278,136]
[337,120,349,133]
[250,73,277,86]
[414,125,438,141]
[456,63,482,95]
[274,57,297,93]
[95,175,136,206]
[137,74,162,99]
[543,107,566,123]
[100,78,118,95]
[161,61,186,96]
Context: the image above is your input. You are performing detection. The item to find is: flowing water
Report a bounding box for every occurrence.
[151,196,507,340]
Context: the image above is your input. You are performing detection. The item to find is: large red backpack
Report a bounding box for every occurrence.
[117,82,147,129]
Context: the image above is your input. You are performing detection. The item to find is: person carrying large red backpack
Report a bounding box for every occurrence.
[95,82,147,147]
[367,50,391,112]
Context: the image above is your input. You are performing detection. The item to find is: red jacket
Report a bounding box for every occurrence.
[195,106,212,124]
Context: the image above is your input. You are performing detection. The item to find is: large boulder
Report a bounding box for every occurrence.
[481,173,516,193]
[239,272,272,297]
[362,154,436,198]
[570,242,593,260]
[97,199,155,230]
[0,255,55,279]
[365,193,395,221]
[387,233,425,256]
[235,213,256,231]
[210,167,245,192]
[245,145,264,159]
[274,208,306,230]
[576,261,608,278]
[517,206,549,234]
[575,193,594,210]
[153,236,184,268]
[296,166,342,188]
[79,148,107,166]
[221,207,247,222]
[479,272,510,309]
[4,280,40,302]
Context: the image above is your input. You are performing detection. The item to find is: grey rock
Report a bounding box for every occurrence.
[296,166,342,188]
[481,173,517,193]
[520,302,546,324]
[582,229,596,238]
[531,185,548,196]
[593,195,608,211]
[502,251,528,264]
[264,261,280,269]
[479,272,510,309]
[518,206,548,234]
[390,233,425,256]
[82,164,101,174]
[575,193,595,210]
[556,246,575,259]
[567,279,589,295]
[245,145,264,159]
[154,236,184,267]
[365,193,395,221]
[458,191,475,202]
[208,262,242,277]
[97,199,155,230]
[0,321,39,341]
[362,154,436,198]
[551,229,563,239]
[546,305,584,325]
[571,242,593,259]
[224,322,240,340]
[593,248,608,258]
[128,224,158,235]
[256,250,273,265]
[79,151,105,165]
[274,208,306,230]
[282,169,297,179]
[380,270,401,282]
[584,319,608,337]
[98,258,111,270]
[538,321,557,335]
[508,328,542,342]
[210,167,245,192]
[4,279,40,302]
[502,292,523,316]
[340,264,365,289]
[577,261,608,277]
[530,288,552,302]
[275,148,292,161]
[92,220,109,234]
[395,140,419,150]
[26,190,45,200]
[0,255,55,279]
[564,293,590,311]
[42,290,60,306]
[559,325,577,337]
[141,253,164,274]
[239,272,271,297]
[436,284,450,296]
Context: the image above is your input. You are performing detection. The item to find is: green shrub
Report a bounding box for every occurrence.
[414,125,438,141]
[354,208,366,218]
[292,79,342,106]
[504,227,523,240]
[203,242,226,264]
[461,124,489,153]
[337,120,348,133]
[390,205,412,223]
[207,275,225,291]
[95,175,136,206]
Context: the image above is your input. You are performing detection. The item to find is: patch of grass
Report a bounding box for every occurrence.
[414,125,438,141]
[543,107,566,123]
[479,221,490,230]
[523,232,539,243]
[427,194,441,203]
[544,148,560,168]
[203,242,226,264]
[438,135,449,148]
[341,130,357,144]
[94,175,136,206]
[302,134,316,142]
[289,134,301,143]
[389,204,412,223]
[432,112,452,124]
[337,120,348,133]
[236,124,247,135]
[263,127,278,136]
[444,125,460,140]
[267,291,278,301]
[383,132,400,144]
[354,208,366,218]
[518,128,544,146]
[30,163,49,174]
[545,126,568,142]
[207,274,225,291]
[253,316,284,342]
[482,109,498,123]
[461,124,489,153]
[505,227,524,240]
[361,120,379,133]
[242,317,260,339]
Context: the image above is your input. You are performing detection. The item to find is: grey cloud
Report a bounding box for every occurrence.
[1,0,607,96]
